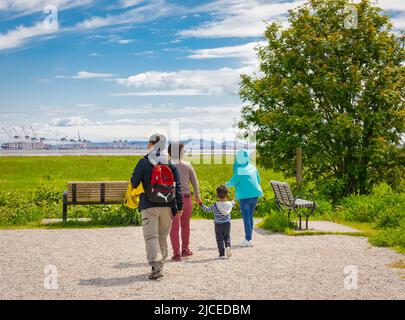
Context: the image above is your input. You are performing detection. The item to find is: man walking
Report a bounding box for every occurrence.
[131,134,183,279]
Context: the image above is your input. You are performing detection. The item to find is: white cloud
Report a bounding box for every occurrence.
[75,0,176,31]
[115,67,251,96]
[117,39,135,44]
[50,116,92,127]
[56,71,115,79]
[112,89,208,96]
[106,107,153,115]
[130,50,157,57]
[0,0,174,51]
[390,14,405,30]
[377,0,405,11]
[75,16,117,29]
[0,0,94,17]
[186,41,264,66]
[76,103,95,107]
[73,71,114,79]
[118,0,145,9]
[179,0,305,38]
[0,22,57,51]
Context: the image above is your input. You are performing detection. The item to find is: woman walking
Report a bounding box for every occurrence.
[168,143,201,261]
[226,149,263,247]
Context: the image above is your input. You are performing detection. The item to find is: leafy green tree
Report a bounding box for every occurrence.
[239,0,404,201]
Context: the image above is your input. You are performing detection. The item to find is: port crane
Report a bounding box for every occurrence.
[30,126,38,142]
[2,127,12,140]
[21,126,30,141]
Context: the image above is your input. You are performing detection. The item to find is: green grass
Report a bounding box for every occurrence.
[0,220,124,230]
[285,230,368,237]
[0,155,286,192]
[0,155,287,228]
[0,156,141,191]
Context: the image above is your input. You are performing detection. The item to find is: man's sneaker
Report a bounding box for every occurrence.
[171,253,182,261]
[225,247,232,257]
[148,266,163,280]
[218,255,226,259]
[181,249,193,257]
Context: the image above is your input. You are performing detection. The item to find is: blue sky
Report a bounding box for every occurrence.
[0,0,404,142]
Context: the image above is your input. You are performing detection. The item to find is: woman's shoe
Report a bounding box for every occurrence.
[181,249,193,257]
[171,253,182,261]
[239,239,249,247]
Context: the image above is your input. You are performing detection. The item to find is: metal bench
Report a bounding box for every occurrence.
[63,181,128,222]
[270,180,316,230]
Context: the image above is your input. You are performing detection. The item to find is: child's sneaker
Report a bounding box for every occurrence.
[225,247,232,257]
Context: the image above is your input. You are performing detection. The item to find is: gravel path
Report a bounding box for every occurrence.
[0,220,404,300]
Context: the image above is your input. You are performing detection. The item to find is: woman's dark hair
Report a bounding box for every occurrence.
[216,185,229,199]
[168,143,184,158]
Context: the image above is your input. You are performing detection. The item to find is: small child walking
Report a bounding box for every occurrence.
[198,185,234,259]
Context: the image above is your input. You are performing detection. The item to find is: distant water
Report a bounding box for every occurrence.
[0,149,241,157]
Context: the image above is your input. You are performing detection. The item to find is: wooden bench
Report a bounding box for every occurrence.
[63,181,128,222]
[270,180,317,230]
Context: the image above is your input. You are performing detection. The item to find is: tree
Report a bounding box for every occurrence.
[239,0,404,202]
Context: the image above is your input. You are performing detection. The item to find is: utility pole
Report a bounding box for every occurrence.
[295,146,303,191]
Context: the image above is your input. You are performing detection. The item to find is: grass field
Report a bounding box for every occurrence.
[0,155,288,193]
[0,155,288,227]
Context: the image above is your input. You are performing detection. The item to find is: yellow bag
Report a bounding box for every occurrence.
[124,182,144,209]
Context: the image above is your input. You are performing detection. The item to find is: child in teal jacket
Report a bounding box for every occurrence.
[226,149,263,246]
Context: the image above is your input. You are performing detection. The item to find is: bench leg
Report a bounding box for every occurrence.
[63,191,68,222]
[299,216,302,230]
[306,217,308,230]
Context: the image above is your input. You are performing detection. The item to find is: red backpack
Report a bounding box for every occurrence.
[147,164,176,203]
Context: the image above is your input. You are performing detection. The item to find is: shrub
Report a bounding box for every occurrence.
[33,186,61,205]
[375,206,404,229]
[259,210,297,232]
[336,195,378,222]
[334,190,405,225]
[370,221,405,248]
[89,205,141,226]
[0,190,28,207]
[0,186,142,227]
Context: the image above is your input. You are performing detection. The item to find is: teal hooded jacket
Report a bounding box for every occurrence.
[225,149,263,200]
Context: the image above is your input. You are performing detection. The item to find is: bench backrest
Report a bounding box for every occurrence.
[67,181,128,204]
[270,180,294,206]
